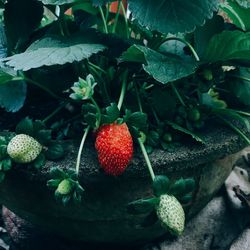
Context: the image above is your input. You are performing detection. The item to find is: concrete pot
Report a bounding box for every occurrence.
[0,125,246,245]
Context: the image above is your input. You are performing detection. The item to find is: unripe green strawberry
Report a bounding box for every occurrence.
[7,134,42,163]
[56,179,72,195]
[156,194,185,236]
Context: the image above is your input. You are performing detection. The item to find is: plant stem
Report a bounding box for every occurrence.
[76,126,90,175]
[118,70,128,110]
[134,82,143,112]
[120,1,129,39]
[218,116,250,145]
[99,6,108,34]
[157,37,200,62]
[171,82,186,107]
[112,0,122,33]
[90,97,102,128]
[88,61,107,75]
[105,3,110,22]
[20,77,61,100]
[42,102,66,123]
[138,138,155,181]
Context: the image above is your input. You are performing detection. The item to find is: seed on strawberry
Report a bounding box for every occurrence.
[7,134,42,164]
[95,123,133,176]
[156,194,185,236]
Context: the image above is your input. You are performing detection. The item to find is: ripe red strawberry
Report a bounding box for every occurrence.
[95,123,133,176]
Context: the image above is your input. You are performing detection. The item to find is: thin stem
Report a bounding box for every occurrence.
[76,126,90,175]
[134,82,143,112]
[88,61,107,75]
[42,102,66,123]
[90,97,102,128]
[157,37,200,62]
[120,1,129,39]
[112,0,122,33]
[21,77,61,100]
[138,138,156,181]
[171,82,186,107]
[118,70,128,110]
[99,6,108,34]
[218,116,250,145]
[151,108,160,125]
[105,3,111,22]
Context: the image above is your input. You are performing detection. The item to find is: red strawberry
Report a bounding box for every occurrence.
[95,123,133,176]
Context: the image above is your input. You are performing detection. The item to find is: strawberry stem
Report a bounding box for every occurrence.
[118,70,128,110]
[76,126,90,175]
[90,97,102,129]
[138,137,156,181]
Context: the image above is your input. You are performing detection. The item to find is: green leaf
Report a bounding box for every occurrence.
[167,121,205,143]
[146,131,160,147]
[4,35,106,71]
[33,153,46,169]
[220,0,250,31]
[153,175,170,197]
[180,194,193,204]
[47,179,62,188]
[228,67,250,106]
[1,158,12,171]
[194,15,225,57]
[45,143,64,161]
[0,81,27,112]
[184,178,196,193]
[204,31,250,62]
[16,117,34,136]
[127,197,160,215]
[128,0,219,34]
[0,68,15,84]
[35,130,52,145]
[122,45,197,84]
[4,0,44,51]
[101,103,120,124]
[91,0,116,6]
[123,110,148,131]
[50,166,67,178]
[169,178,186,197]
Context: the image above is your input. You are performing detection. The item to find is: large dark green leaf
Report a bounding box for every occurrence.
[203,31,250,62]
[128,0,219,34]
[3,35,106,71]
[0,81,27,112]
[4,0,44,51]
[194,15,225,57]
[229,67,250,106]
[122,45,197,84]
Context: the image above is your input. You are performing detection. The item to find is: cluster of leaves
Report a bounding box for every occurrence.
[0,134,13,181]
[127,175,195,227]
[47,166,84,205]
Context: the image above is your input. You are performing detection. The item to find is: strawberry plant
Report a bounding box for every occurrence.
[0,0,250,239]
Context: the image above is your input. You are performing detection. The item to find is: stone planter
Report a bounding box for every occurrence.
[0,125,246,246]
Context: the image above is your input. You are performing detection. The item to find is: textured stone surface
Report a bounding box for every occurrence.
[159,197,240,250]
[230,229,250,250]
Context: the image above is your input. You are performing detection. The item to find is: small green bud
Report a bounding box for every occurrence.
[162,133,172,143]
[202,69,213,81]
[56,179,73,195]
[188,108,201,122]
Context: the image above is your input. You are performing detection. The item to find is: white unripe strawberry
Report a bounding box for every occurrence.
[7,134,42,163]
[156,194,185,236]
